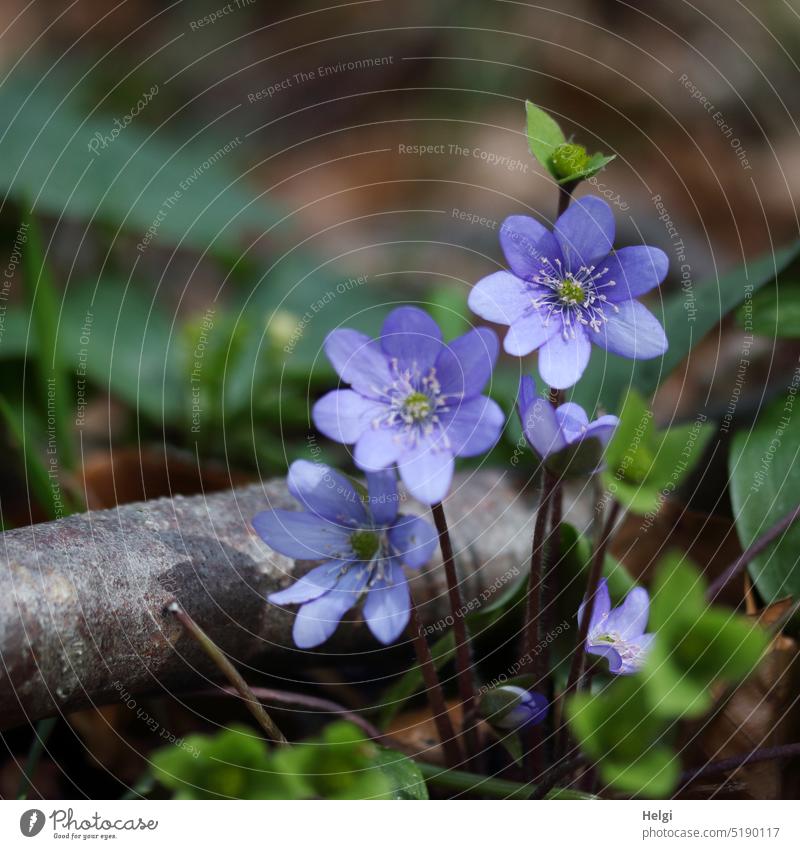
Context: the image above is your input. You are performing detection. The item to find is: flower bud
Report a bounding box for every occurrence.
[480,686,548,731]
[549,143,590,181]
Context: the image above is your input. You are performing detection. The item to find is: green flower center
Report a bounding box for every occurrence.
[558,276,586,305]
[550,143,590,180]
[350,530,380,561]
[403,391,432,421]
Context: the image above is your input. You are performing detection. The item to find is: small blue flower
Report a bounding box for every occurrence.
[469,196,669,389]
[517,375,618,475]
[492,686,549,731]
[254,460,437,648]
[579,579,655,675]
[312,306,505,505]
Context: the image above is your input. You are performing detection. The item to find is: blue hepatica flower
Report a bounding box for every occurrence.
[491,686,549,731]
[312,306,505,505]
[468,196,669,389]
[254,460,437,648]
[579,579,655,675]
[517,375,618,475]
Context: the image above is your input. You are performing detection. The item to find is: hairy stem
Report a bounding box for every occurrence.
[557,181,577,216]
[168,602,287,745]
[431,502,479,762]
[707,502,800,600]
[563,501,621,697]
[408,603,463,767]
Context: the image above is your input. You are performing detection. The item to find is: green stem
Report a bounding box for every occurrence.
[168,602,287,745]
[417,761,533,798]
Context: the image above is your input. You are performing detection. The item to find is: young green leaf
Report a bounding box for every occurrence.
[524,101,566,176]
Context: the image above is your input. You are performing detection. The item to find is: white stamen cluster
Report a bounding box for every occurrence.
[372,359,453,450]
[591,629,647,671]
[532,256,619,339]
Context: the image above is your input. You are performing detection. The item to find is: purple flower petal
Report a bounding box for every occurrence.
[440,395,505,458]
[520,396,565,458]
[603,246,669,302]
[292,568,368,648]
[579,577,611,632]
[268,561,345,605]
[504,308,559,356]
[554,196,615,272]
[537,326,592,389]
[555,402,590,443]
[252,509,351,561]
[594,299,668,360]
[468,271,534,326]
[517,375,539,419]
[586,642,623,674]
[397,441,454,505]
[312,389,383,444]
[354,426,403,472]
[499,215,562,280]
[388,514,438,568]
[365,469,400,525]
[287,459,367,526]
[583,415,620,448]
[324,329,393,398]
[380,306,443,373]
[363,563,411,645]
[604,586,650,639]
[435,327,499,399]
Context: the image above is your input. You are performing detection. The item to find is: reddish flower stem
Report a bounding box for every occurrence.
[189,685,384,742]
[563,500,621,697]
[408,602,463,767]
[677,742,800,790]
[431,502,480,762]
[707,502,800,600]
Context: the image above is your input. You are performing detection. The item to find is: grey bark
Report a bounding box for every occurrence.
[0,471,535,729]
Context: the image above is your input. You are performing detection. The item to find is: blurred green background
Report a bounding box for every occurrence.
[1,0,799,523]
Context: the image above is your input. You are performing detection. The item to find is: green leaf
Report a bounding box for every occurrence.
[2,278,182,424]
[21,211,75,472]
[729,394,800,602]
[0,65,279,255]
[557,152,616,185]
[598,747,680,799]
[374,749,429,799]
[644,553,769,719]
[0,396,67,520]
[567,676,677,798]
[151,722,395,800]
[525,101,566,177]
[738,283,800,338]
[602,389,714,515]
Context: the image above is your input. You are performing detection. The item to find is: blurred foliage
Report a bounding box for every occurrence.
[150,721,427,800]
[603,389,714,514]
[738,282,800,339]
[729,393,800,603]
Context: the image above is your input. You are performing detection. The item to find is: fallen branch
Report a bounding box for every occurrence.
[0,471,534,729]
